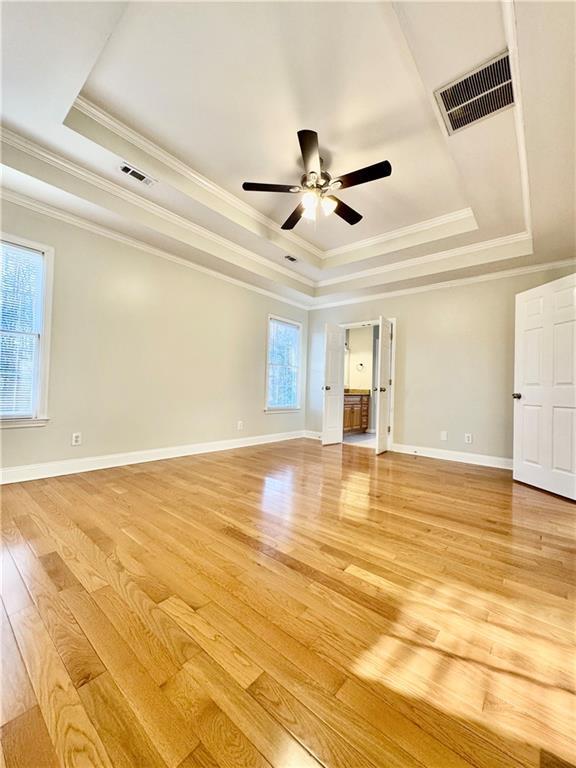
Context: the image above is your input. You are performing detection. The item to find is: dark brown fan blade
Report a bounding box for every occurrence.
[281,204,305,230]
[242,182,300,193]
[329,197,363,225]
[335,160,392,190]
[297,130,321,176]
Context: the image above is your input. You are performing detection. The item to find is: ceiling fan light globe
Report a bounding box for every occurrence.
[302,190,319,210]
[302,206,317,221]
[321,197,337,216]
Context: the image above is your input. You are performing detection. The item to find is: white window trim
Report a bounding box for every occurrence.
[264,313,303,413]
[0,233,53,428]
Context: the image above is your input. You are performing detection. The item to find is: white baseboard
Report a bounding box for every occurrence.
[0,430,314,484]
[1,431,512,484]
[390,442,513,470]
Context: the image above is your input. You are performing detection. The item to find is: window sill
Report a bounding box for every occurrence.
[264,408,301,414]
[0,417,50,429]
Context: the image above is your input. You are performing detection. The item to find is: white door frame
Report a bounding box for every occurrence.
[333,317,396,449]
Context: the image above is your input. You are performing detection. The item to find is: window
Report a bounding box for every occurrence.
[1,237,52,424]
[266,315,302,411]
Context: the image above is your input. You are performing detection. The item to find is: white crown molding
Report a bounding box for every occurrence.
[0,430,312,484]
[318,231,533,288]
[4,187,571,314]
[2,128,534,300]
[390,443,513,470]
[312,259,575,309]
[68,98,482,270]
[1,189,312,310]
[67,97,323,264]
[321,207,478,267]
[324,208,474,257]
[0,128,315,291]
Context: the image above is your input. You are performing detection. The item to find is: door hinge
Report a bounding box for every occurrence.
[389,379,392,386]
[390,328,393,341]
[387,426,391,433]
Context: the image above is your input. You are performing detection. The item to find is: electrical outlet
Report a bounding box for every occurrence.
[71,432,82,446]
[237,420,244,431]
[440,430,448,442]
[464,433,473,444]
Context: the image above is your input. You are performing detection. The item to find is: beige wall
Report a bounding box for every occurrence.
[346,326,373,390]
[1,202,307,469]
[306,267,574,459]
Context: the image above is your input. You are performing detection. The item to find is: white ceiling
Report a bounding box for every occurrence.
[1,1,574,308]
[82,2,468,250]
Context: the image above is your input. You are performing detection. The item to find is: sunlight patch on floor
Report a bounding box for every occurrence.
[350,576,576,763]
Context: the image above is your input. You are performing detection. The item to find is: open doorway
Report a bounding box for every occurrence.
[343,324,378,450]
[321,317,395,454]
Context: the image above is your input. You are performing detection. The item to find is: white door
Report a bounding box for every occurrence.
[375,317,392,454]
[322,322,345,446]
[513,273,576,500]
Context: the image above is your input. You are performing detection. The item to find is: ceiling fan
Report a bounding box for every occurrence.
[242,130,392,230]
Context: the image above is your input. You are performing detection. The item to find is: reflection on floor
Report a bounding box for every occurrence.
[1,439,574,767]
[343,432,376,449]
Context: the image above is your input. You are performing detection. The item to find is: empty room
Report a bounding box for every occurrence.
[1,1,575,767]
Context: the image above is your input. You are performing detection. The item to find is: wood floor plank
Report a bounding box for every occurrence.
[92,585,179,686]
[193,604,424,768]
[160,596,262,689]
[0,550,32,617]
[78,672,167,768]
[2,442,574,768]
[9,605,112,768]
[163,666,273,768]
[183,651,322,768]
[4,522,106,689]
[1,706,59,768]
[248,672,377,768]
[38,552,82,593]
[0,601,36,728]
[61,587,198,768]
[178,744,220,768]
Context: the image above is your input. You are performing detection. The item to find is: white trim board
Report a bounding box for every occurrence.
[0,128,315,289]
[314,261,576,309]
[1,190,312,310]
[390,443,513,470]
[317,231,532,288]
[298,432,511,469]
[2,189,572,312]
[0,430,313,485]
[67,97,478,268]
[67,96,323,264]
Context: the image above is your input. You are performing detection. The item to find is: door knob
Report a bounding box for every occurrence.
[379,387,387,392]
[512,392,522,399]
[324,385,331,391]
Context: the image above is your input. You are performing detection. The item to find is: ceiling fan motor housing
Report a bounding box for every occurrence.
[301,169,332,190]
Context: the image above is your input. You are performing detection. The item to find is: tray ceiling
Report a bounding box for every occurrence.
[1,1,574,308]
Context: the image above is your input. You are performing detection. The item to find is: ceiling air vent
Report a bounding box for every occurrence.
[119,163,156,186]
[435,52,514,134]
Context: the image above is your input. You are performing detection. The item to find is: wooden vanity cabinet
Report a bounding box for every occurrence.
[343,393,370,434]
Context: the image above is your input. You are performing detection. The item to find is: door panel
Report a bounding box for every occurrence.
[553,320,574,384]
[513,273,576,499]
[322,323,345,446]
[375,317,392,455]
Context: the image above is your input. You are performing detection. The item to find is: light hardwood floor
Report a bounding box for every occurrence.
[1,439,574,768]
